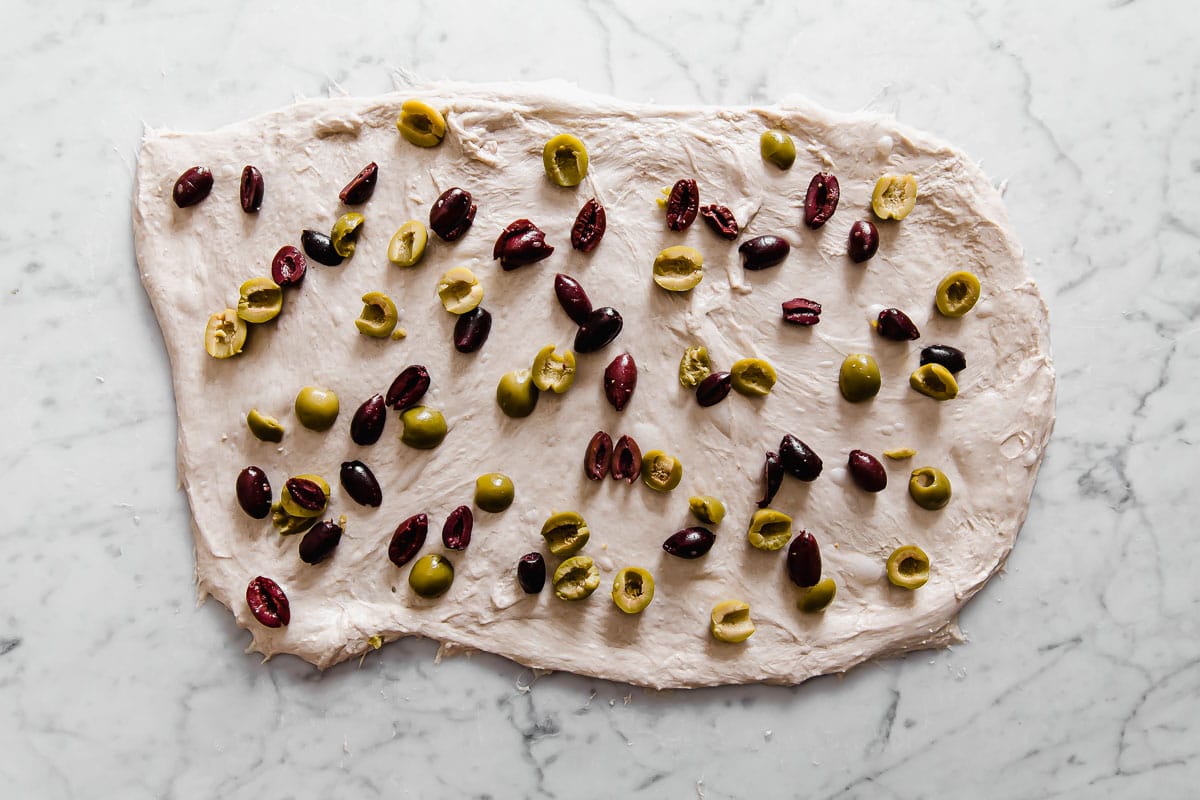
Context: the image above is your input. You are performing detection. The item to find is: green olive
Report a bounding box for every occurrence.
[270,502,319,536]
[236,277,283,324]
[331,212,365,258]
[839,353,881,402]
[760,129,796,170]
[246,408,284,442]
[883,448,916,460]
[530,344,577,393]
[641,450,683,492]
[679,345,712,388]
[747,508,793,551]
[474,473,514,512]
[688,495,726,525]
[653,246,704,291]
[710,599,755,643]
[543,133,589,187]
[436,266,483,315]
[279,473,330,518]
[730,357,777,397]
[204,308,246,359]
[399,406,447,449]
[872,174,919,221]
[611,567,655,614]
[294,386,339,431]
[886,545,930,589]
[935,270,981,317]
[541,511,590,556]
[396,99,447,148]
[908,467,952,510]
[797,577,836,613]
[496,369,539,418]
[387,220,429,267]
[553,555,600,600]
[409,553,455,598]
[909,364,959,401]
[355,291,399,338]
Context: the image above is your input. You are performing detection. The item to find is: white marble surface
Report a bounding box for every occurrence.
[3,0,1196,796]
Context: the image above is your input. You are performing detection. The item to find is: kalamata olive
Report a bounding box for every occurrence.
[299,230,343,267]
[272,245,308,286]
[340,460,383,507]
[517,553,547,593]
[585,431,613,481]
[339,162,378,205]
[493,219,553,269]
[236,466,272,519]
[240,165,264,213]
[738,235,789,270]
[554,273,593,325]
[574,307,623,353]
[571,198,606,252]
[848,220,879,262]
[662,527,716,559]
[246,576,289,627]
[803,173,840,229]
[876,308,920,341]
[453,307,492,353]
[786,531,822,587]
[442,505,473,550]
[350,394,386,446]
[696,371,732,407]
[388,513,428,567]
[920,344,967,374]
[847,450,887,493]
[298,519,343,565]
[386,365,430,410]
[666,179,699,230]
[610,435,641,483]
[172,166,212,208]
[429,187,476,241]
[758,451,782,508]
[779,434,822,481]
[603,353,637,411]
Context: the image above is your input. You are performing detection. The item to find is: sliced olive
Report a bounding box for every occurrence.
[653,246,704,291]
[710,600,755,643]
[679,345,712,388]
[387,220,429,267]
[760,129,796,170]
[204,309,246,359]
[541,511,590,556]
[688,495,726,525]
[409,553,454,598]
[399,406,447,449]
[355,291,398,338]
[611,567,655,614]
[474,473,515,512]
[246,409,284,442]
[236,277,283,324]
[496,369,539,418]
[530,344,577,393]
[935,271,982,318]
[909,363,959,401]
[883,448,916,460]
[436,266,483,315]
[887,545,930,589]
[330,212,364,258]
[641,450,683,493]
[553,555,600,601]
[730,357,777,397]
[543,133,589,187]
[294,386,339,431]
[839,353,881,402]
[797,577,836,613]
[396,99,447,147]
[871,174,918,220]
[747,508,793,551]
[280,473,330,518]
[909,467,952,510]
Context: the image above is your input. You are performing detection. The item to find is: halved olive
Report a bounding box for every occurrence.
[886,545,930,589]
[688,495,726,525]
[553,555,600,600]
[797,577,836,613]
[271,502,319,536]
[760,129,796,170]
[543,133,589,187]
[409,553,454,597]
[496,369,539,418]
[641,450,683,493]
[679,346,712,388]
[436,267,483,315]
[355,291,398,338]
[730,357,777,396]
[474,473,514,512]
[236,277,283,323]
[399,406,447,449]
[530,344,577,393]
[872,174,918,220]
[294,386,339,431]
[331,212,365,258]
[541,511,590,556]
[710,599,755,643]
[653,246,704,291]
[204,309,246,359]
[747,508,793,551]
[612,567,655,614]
[909,467,952,510]
[909,363,959,401]
[246,409,284,442]
[839,353,881,402]
[280,473,330,518]
[396,99,447,147]
[387,220,429,267]
[935,271,981,317]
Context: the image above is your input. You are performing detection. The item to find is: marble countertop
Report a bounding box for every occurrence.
[4,1,1196,797]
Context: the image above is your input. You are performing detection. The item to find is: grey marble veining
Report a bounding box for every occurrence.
[2,0,1197,797]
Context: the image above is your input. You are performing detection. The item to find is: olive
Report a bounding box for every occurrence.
[875,308,920,341]
[429,187,476,241]
[887,545,930,589]
[611,435,642,483]
[574,307,623,353]
[786,531,821,587]
[662,527,716,559]
[872,173,918,220]
[387,220,429,267]
[747,508,793,551]
[396,99,447,147]
[779,434,822,481]
[339,460,382,507]
[530,344,577,393]
[246,409,284,443]
[409,553,454,598]
[883,448,916,460]
[759,129,796,170]
[839,353,881,402]
[172,166,213,208]
[640,450,683,493]
[271,503,318,536]
[280,474,329,518]
[847,450,887,493]
[236,277,283,324]
[541,511,590,556]
[330,212,365,258]
[584,430,613,480]
[399,406,447,449]
[474,472,515,512]
[730,357,777,396]
[909,364,959,401]
[350,394,386,445]
[679,345,712,388]
[240,165,264,213]
[797,577,836,613]
[920,344,966,374]
[653,246,704,291]
[738,235,790,270]
[298,518,343,565]
[339,162,378,205]
[688,495,725,525]
[300,231,341,268]
[696,371,733,407]
[496,369,539,418]
[909,467,952,510]
[294,386,339,431]
[710,600,755,643]
[204,309,246,359]
[355,291,398,338]
[543,133,589,187]
[236,466,272,519]
[848,220,880,263]
[517,553,546,594]
[553,556,600,600]
[935,271,982,317]
[436,267,483,315]
[611,567,655,614]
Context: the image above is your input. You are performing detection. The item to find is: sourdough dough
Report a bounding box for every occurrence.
[133,81,1055,688]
